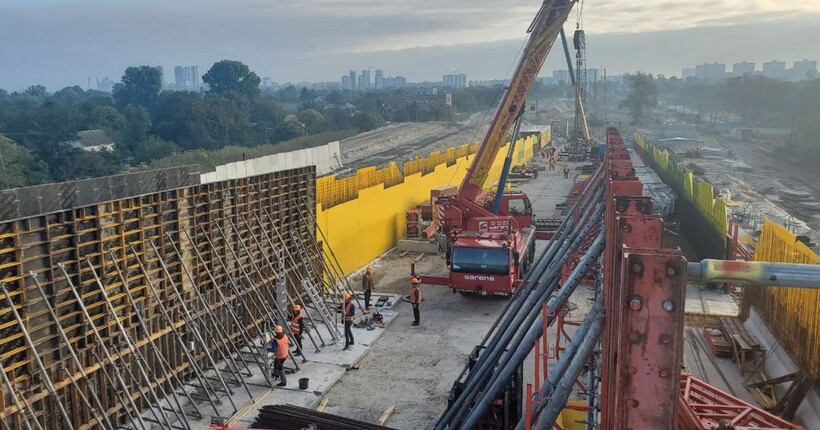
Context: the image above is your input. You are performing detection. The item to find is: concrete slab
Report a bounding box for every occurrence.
[397,239,439,254]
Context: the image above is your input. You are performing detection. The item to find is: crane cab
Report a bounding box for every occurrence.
[493,193,533,229]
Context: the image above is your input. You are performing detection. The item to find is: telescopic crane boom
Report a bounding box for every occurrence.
[458,0,578,202]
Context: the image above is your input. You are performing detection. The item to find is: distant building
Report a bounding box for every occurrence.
[762,60,786,79]
[399,90,452,108]
[694,63,726,81]
[791,59,817,81]
[443,73,467,89]
[470,79,507,88]
[174,65,200,90]
[385,76,407,89]
[681,68,696,79]
[349,70,357,91]
[341,75,352,90]
[732,62,755,77]
[70,130,116,152]
[374,69,384,90]
[360,69,371,89]
[552,70,570,84]
[96,77,115,92]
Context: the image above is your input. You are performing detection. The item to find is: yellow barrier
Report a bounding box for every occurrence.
[744,219,820,378]
[316,135,540,275]
[634,133,727,237]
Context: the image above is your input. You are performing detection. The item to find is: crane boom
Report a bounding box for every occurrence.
[458,0,578,202]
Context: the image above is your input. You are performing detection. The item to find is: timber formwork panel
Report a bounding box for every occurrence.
[0,166,316,429]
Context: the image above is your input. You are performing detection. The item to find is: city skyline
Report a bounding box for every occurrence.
[1,1,819,91]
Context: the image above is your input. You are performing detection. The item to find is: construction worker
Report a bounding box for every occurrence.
[563,164,570,179]
[548,156,556,170]
[267,325,289,387]
[289,305,305,356]
[410,277,421,326]
[362,266,374,310]
[342,292,355,350]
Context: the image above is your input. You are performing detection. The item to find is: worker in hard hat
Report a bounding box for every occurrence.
[341,292,356,350]
[267,325,289,387]
[362,266,374,310]
[410,277,421,327]
[289,305,305,356]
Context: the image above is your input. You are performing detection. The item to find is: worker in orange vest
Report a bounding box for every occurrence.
[362,266,374,310]
[342,292,356,350]
[410,277,421,326]
[289,305,305,356]
[267,325,289,387]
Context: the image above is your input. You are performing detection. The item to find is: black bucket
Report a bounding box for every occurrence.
[298,378,309,390]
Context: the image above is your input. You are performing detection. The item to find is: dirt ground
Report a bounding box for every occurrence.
[320,162,586,429]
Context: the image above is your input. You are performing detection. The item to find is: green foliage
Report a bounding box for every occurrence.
[297,109,327,134]
[132,135,180,163]
[273,119,307,142]
[0,136,49,188]
[620,72,657,124]
[202,60,261,98]
[112,66,163,109]
[352,111,386,131]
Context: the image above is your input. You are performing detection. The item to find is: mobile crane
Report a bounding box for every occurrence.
[412,0,579,296]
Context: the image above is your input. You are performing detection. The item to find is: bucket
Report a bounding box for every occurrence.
[298,378,309,390]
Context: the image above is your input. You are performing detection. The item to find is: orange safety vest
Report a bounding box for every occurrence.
[343,301,354,323]
[273,335,289,360]
[411,285,421,304]
[290,313,303,336]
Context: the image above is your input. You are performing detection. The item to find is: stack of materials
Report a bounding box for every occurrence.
[252,405,395,430]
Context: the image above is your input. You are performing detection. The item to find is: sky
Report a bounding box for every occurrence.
[1,0,819,91]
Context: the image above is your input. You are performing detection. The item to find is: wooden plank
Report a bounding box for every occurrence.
[376,404,395,426]
[316,397,329,412]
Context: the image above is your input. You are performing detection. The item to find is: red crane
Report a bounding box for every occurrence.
[414,0,578,296]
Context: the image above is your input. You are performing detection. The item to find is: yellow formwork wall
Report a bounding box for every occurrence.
[744,219,820,378]
[634,133,727,237]
[316,136,538,275]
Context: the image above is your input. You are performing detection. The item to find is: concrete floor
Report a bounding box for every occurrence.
[319,162,580,429]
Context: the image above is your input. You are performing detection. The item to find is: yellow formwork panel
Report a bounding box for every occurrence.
[316,136,537,275]
[746,219,820,379]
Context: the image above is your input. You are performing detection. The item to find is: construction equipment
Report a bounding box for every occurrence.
[413,0,579,296]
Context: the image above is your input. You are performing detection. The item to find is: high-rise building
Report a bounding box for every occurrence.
[174,66,187,89]
[189,66,200,87]
[173,65,200,90]
[681,68,696,79]
[374,69,384,90]
[361,69,371,89]
[385,76,407,89]
[443,74,467,89]
[341,75,351,90]
[792,59,817,81]
[762,60,786,79]
[349,70,357,91]
[731,62,755,77]
[694,63,726,81]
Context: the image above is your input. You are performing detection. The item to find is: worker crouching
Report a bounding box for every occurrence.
[410,277,421,327]
[268,325,289,387]
[342,292,355,350]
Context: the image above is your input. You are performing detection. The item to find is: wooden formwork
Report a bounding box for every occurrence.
[0,166,317,429]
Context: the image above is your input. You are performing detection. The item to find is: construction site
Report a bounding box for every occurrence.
[2,1,820,430]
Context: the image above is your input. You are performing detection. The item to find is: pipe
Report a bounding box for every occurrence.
[439,204,602,428]
[687,259,820,289]
[459,234,605,429]
[514,296,603,430]
[533,310,605,430]
[439,202,604,429]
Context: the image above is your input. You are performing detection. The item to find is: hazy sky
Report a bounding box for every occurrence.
[1,0,819,91]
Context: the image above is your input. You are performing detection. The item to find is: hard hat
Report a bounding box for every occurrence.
[274,325,284,334]
[411,276,420,284]
[293,304,301,311]
[343,292,350,301]
[366,266,372,272]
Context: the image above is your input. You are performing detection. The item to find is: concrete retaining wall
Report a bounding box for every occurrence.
[200,140,342,183]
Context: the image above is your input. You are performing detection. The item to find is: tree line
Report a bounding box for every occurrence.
[0,60,506,189]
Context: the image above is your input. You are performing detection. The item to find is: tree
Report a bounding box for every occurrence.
[202,60,261,99]
[0,137,49,188]
[297,109,326,134]
[352,112,385,132]
[131,135,180,163]
[122,105,152,149]
[273,120,306,142]
[620,72,657,124]
[112,66,163,109]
